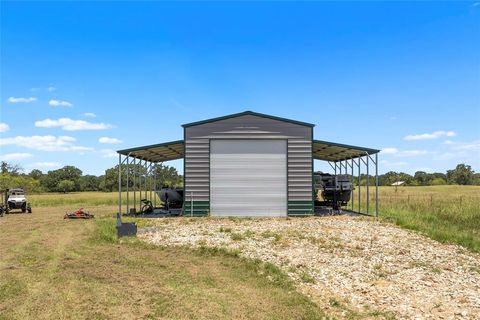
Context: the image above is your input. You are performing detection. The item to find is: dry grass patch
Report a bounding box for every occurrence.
[0,206,325,320]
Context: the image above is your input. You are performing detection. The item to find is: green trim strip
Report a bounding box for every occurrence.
[288,200,313,216]
[183,201,210,216]
[182,111,315,128]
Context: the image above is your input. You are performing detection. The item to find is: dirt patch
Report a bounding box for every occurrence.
[140,216,480,319]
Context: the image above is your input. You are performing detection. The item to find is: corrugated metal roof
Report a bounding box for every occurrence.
[117,140,184,162]
[181,111,315,128]
[313,139,380,162]
[117,138,379,163]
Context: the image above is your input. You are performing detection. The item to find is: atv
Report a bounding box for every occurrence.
[4,188,32,214]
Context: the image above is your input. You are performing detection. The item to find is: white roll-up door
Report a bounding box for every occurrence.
[210,140,287,217]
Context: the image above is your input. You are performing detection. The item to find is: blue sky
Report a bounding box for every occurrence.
[1,1,479,176]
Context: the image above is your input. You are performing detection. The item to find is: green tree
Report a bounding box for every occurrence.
[429,177,446,185]
[80,175,100,191]
[29,169,43,180]
[43,166,83,191]
[57,179,75,193]
[447,164,475,185]
[0,173,44,193]
[414,171,432,186]
[1,161,22,175]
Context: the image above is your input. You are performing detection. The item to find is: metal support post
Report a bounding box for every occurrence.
[138,159,142,208]
[190,192,193,217]
[153,166,157,208]
[358,157,361,213]
[375,153,379,217]
[148,163,153,202]
[118,154,122,215]
[351,158,354,211]
[366,154,370,214]
[133,157,136,212]
[126,153,130,215]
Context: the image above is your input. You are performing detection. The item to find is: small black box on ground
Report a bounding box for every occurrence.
[116,212,137,238]
[117,222,137,237]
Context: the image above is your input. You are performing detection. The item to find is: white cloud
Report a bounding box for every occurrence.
[452,140,480,151]
[47,86,56,92]
[99,137,122,144]
[404,130,456,141]
[0,123,10,133]
[381,147,399,155]
[35,118,113,131]
[397,150,429,157]
[100,149,118,158]
[8,97,37,103]
[0,135,93,152]
[83,112,96,118]
[379,159,408,166]
[0,153,33,161]
[48,99,73,107]
[381,147,429,157]
[28,162,61,169]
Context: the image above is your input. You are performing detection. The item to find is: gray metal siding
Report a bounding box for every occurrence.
[184,114,312,211]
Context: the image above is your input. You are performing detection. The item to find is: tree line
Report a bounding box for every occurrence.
[0,161,478,194]
[353,164,480,186]
[0,161,182,193]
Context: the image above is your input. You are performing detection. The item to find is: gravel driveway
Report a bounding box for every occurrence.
[139,216,480,319]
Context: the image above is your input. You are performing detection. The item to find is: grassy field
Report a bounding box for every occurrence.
[355,185,480,252]
[2,186,478,319]
[27,185,480,252]
[0,206,325,319]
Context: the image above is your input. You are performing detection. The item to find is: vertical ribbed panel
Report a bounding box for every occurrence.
[184,139,209,203]
[288,139,313,214]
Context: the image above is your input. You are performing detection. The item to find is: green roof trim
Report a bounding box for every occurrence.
[313,139,380,154]
[313,139,380,162]
[117,140,184,155]
[181,110,315,128]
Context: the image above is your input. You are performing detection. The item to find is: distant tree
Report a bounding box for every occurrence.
[43,166,83,192]
[430,172,447,181]
[473,173,480,186]
[29,169,44,180]
[101,163,181,192]
[57,179,75,193]
[414,171,432,186]
[429,177,446,185]
[447,164,475,185]
[1,161,22,175]
[0,173,43,193]
[153,164,183,188]
[80,175,100,191]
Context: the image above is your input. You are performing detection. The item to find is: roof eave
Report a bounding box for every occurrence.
[116,139,184,155]
[181,110,315,128]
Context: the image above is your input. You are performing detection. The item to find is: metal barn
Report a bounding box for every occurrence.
[117,111,380,217]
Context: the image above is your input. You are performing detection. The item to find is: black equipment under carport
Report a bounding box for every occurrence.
[314,172,353,210]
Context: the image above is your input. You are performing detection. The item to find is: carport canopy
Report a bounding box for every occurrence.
[117,139,379,163]
[117,140,184,162]
[313,140,380,162]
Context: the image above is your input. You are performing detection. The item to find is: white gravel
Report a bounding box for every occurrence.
[138,216,480,319]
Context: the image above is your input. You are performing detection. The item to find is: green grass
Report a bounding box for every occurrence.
[356,186,480,252]
[27,191,153,208]
[0,206,326,319]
